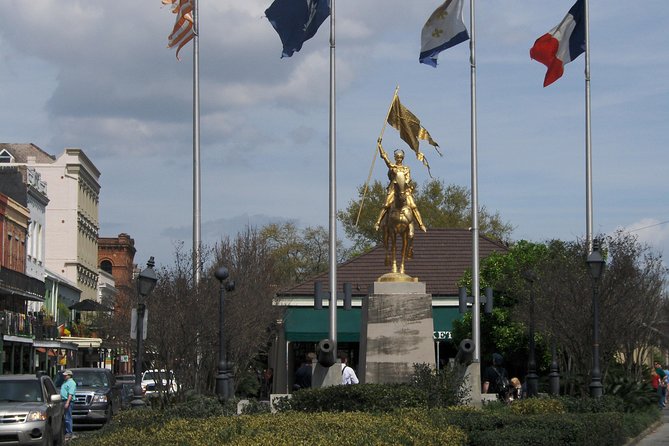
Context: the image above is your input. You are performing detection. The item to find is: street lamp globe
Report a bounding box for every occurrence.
[214,267,229,282]
[586,244,605,280]
[138,257,158,297]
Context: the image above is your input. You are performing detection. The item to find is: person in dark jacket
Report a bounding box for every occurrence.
[293,353,316,391]
[482,353,510,400]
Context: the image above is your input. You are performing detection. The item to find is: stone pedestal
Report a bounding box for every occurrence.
[463,361,483,408]
[311,361,343,388]
[359,281,435,384]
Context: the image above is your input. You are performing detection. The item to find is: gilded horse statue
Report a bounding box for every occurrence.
[374,141,426,281]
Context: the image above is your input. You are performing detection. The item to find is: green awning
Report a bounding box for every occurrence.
[284,308,361,342]
[284,306,462,343]
[432,306,461,341]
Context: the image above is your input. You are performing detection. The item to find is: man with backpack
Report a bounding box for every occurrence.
[482,353,511,401]
[339,352,359,385]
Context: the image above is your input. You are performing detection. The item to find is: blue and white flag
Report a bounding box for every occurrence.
[419,0,469,67]
[265,0,330,58]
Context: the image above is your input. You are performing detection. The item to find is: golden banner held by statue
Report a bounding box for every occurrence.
[357,87,442,282]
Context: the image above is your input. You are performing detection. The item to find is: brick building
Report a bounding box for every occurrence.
[98,233,137,374]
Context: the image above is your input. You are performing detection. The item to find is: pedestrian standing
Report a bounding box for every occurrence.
[339,352,359,385]
[654,362,666,409]
[60,370,77,439]
[294,352,316,391]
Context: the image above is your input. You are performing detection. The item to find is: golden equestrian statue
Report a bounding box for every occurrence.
[353,88,440,281]
[374,139,427,281]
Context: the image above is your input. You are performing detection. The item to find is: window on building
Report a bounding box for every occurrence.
[0,149,14,163]
[100,260,113,274]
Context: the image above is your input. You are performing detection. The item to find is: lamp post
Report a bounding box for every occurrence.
[214,267,235,402]
[523,270,539,398]
[131,257,157,409]
[549,337,560,396]
[587,240,605,398]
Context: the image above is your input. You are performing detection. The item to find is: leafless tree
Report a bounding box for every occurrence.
[140,228,286,401]
[528,232,667,394]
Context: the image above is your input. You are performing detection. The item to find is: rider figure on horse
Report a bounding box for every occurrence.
[374,139,427,233]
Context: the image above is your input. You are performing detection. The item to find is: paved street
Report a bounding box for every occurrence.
[634,409,669,445]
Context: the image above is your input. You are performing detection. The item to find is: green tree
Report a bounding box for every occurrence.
[451,240,550,380]
[454,233,667,395]
[260,222,349,286]
[338,179,513,254]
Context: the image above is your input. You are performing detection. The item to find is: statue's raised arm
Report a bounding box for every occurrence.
[377,139,392,168]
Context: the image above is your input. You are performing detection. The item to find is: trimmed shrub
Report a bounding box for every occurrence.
[428,409,626,446]
[508,397,566,415]
[72,410,469,446]
[619,407,661,439]
[558,395,625,413]
[411,363,470,407]
[275,383,425,413]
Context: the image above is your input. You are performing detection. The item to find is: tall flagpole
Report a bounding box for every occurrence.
[469,0,481,365]
[328,0,337,343]
[193,0,202,283]
[584,0,593,253]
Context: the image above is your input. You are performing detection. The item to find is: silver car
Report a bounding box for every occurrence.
[0,373,65,445]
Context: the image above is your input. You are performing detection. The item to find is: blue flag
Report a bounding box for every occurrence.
[266,0,330,58]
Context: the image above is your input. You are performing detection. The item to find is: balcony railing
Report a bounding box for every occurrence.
[0,310,58,340]
[0,268,46,301]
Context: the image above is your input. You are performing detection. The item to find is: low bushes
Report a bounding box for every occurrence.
[71,409,468,446]
[275,362,469,413]
[69,384,660,445]
[430,408,626,446]
[275,383,425,412]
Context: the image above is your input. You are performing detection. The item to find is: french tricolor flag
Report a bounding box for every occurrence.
[530,0,585,87]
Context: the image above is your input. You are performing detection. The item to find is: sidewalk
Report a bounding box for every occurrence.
[631,408,669,445]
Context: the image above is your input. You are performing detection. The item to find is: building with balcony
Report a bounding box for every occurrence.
[0,165,49,314]
[0,143,101,302]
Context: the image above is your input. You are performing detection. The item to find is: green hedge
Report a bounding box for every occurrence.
[71,410,468,446]
[276,383,425,412]
[428,409,626,446]
[70,403,659,446]
[69,390,660,446]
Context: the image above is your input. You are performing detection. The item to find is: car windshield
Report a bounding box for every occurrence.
[0,380,43,402]
[55,371,109,388]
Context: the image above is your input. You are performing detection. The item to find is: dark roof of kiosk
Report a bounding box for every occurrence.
[279,228,508,297]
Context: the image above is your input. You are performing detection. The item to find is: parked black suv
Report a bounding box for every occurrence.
[55,368,121,429]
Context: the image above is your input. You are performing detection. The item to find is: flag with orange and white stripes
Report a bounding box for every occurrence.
[163,0,194,60]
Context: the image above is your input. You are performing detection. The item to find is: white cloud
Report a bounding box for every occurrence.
[620,219,669,262]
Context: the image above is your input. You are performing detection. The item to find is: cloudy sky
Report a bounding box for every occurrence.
[0,1,667,271]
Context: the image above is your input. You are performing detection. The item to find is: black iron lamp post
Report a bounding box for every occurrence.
[549,338,560,395]
[587,240,605,398]
[131,257,158,409]
[523,270,539,398]
[214,267,235,402]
